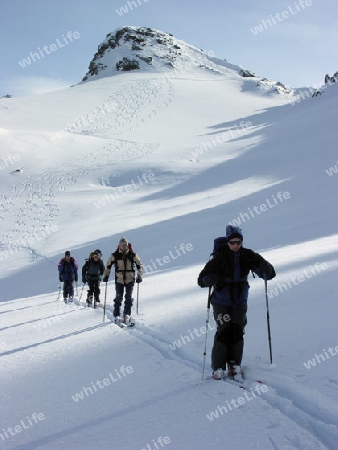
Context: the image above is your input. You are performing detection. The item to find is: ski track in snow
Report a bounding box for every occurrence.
[0,78,173,257]
[64,78,174,136]
[73,296,338,450]
[1,279,337,450]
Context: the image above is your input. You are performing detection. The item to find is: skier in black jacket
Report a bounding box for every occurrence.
[198,226,275,381]
[82,250,105,307]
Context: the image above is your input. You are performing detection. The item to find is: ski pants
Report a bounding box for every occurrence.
[114,282,134,316]
[87,279,101,302]
[211,303,247,370]
[63,280,74,299]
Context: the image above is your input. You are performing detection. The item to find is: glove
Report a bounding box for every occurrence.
[136,275,142,283]
[82,278,86,284]
[259,260,276,280]
[198,273,217,288]
[103,276,109,283]
[59,275,62,282]
[75,275,78,282]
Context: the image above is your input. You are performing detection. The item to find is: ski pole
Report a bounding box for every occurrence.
[264,278,273,364]
[103,282,108,322]
[57,282,62,300]
[79,283,85,301]
[136,282,140,315]
[201,286,212,383]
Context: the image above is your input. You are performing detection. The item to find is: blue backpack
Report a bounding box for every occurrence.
[211,237,228,258]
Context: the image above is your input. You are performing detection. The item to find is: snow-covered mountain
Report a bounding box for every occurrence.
[0,27,337,449]
[81,26,291,95]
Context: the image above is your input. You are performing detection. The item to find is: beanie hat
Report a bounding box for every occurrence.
[65,250,70,256]
[119,237,128,246]
[225,225,243,242]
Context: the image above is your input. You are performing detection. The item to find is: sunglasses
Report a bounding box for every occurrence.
[228,240,242,246]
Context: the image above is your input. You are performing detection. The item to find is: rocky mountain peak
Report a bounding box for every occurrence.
[81,26,291,95]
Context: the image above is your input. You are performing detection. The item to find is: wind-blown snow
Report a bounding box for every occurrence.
[0,47,337,450]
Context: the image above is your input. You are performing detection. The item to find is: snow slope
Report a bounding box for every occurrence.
[0,47,338,449]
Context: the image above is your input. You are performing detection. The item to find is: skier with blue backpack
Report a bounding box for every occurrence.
[58,251,78,303]
[197,225,276,381]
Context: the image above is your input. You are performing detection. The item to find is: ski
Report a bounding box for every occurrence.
[75,301,135,326]
[223,376,247,390]
[114,318,135,328]
[85,300,100,308]
[205,373,263,390]
[205,375,246,389]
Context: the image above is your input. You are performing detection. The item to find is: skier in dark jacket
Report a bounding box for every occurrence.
[58,251,78,303]
[82,250,105,307]
[198,226,275,381]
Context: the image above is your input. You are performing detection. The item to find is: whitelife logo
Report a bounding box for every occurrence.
[116,0,152,17]
[18,32,80,68]
[303,345,338,369]
[0,413,45,443]
[250,0,313,35]
[325,161,338,176]
[71,366,133,402]
[206,384,268,421]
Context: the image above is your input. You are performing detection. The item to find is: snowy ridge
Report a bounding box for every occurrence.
[0,51,337,449]
[81,26,291,95]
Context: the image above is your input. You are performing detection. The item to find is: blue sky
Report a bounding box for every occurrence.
[0,0,337,96]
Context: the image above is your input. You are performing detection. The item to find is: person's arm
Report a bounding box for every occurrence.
[197,258,219,287]
[248,250,276,280]
[103,254,114,281]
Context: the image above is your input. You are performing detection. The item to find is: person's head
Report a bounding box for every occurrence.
[65,250,71,259]
[92,250,101,260]
[119,237,128,252]
[225,225,243,253]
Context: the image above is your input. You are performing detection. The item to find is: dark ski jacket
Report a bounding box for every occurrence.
[198,246,275,307]
[82,257,105,282]
[58,257,78,282]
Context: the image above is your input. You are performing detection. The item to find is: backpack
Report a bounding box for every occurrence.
[112,242,136,270]
[58,256,76,271]
[210,237,228,258]
[84,254,104,277]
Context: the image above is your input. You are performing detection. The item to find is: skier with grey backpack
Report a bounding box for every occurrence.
[103,237,143,327]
